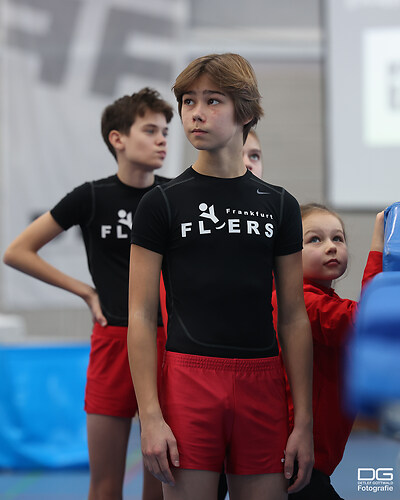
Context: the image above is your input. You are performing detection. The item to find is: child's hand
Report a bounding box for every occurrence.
[370,211,385,253]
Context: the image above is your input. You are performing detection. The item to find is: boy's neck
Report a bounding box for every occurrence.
[193,150,246,179]
[116,163,156,188]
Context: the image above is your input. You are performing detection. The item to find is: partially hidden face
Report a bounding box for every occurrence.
[302,211,348,287]
[243,133,262,179]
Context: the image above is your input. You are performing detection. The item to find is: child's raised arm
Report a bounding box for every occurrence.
[370,211,385,253]
[361,211,385,288]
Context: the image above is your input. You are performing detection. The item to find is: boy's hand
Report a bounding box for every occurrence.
[85,287,108,327]
[284,425,314,493]
[141,416,179,486]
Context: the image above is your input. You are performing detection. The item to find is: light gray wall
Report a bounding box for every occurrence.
[252,61,378,302]
[190,0,320,29]
[255,61,379,302]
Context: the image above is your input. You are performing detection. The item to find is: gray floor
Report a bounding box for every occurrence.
[1,422,399,499]
[332,431,400,499]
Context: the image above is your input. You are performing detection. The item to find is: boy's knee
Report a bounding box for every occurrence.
[89,477,123,500]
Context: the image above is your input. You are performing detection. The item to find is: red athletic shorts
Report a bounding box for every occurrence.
[85,323,166,418]
[160,351,289,475]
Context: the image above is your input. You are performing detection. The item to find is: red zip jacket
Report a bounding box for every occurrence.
[272,251,382,476]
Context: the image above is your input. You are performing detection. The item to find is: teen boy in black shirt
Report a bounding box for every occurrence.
[4,88,173,500]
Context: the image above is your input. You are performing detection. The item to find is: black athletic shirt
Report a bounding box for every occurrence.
[51,174,169,326]
[132,167,302,358]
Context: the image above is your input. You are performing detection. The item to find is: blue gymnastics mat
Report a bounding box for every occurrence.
[0,343,90,469]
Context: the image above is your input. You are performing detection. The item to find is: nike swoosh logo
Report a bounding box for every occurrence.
[257,189,270,195]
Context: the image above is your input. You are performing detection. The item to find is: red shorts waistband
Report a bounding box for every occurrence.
[164,351,282,372]
[92,322,165,341]
[92,322,127,338]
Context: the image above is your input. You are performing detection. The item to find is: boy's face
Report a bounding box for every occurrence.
[243,134,263,179]
[180,74,242,151]
[120,110,168,170]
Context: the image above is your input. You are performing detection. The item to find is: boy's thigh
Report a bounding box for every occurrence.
[161,352,288,475]
[86,414,132,482]
[288,469,343,500]
[227,358,289,475]
[161,353,230,472]
[162,469,220,500]
[85,324,138,417]
[227,473,288,500]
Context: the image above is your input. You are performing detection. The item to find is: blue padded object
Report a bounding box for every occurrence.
[383,202,400,271]
[346,273,400,415]
[346,202,400,415]
[0,343,90,469]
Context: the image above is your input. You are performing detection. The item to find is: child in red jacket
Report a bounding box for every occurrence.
[272,203,384,499]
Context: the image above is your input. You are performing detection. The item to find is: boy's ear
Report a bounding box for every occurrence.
[108,130,125,152]
[243,116,254,127]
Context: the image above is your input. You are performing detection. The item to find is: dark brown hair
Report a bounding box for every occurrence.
[101,87,173,160]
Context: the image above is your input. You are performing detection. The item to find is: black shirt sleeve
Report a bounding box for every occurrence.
[274,189,303,256]
[131,185,170,255]
[50,182,93,230]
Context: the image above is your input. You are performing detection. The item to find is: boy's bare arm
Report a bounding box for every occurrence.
[274,251,314,493]
[3,211,106,325]
[127,244,179,486]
